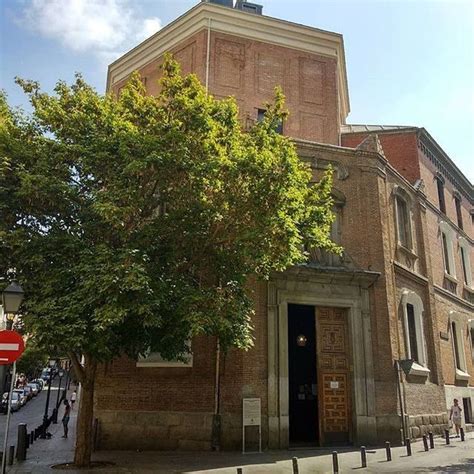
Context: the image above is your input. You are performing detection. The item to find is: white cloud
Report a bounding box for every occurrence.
[20,0,161,61]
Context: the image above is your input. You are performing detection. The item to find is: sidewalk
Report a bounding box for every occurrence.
[8,405,474,474]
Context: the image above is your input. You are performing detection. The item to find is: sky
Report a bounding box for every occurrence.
[1,0,473,182]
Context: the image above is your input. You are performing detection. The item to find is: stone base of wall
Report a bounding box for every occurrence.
[376,415,403,444]
[96,410,260,451]
[407,413,449,439]
[97,410,214,450]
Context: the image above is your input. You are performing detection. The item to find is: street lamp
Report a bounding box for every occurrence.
[1,282,24,474]
[40,359,57,438]
[1,282,24,391]
[2,282,25,315]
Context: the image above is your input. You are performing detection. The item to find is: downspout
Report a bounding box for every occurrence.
[381,158,409,442]
[395,360,407,442]
[205,18,211,93]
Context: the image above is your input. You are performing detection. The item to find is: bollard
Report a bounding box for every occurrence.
[422,435,428,451]
[444,429,450,445]
[16,423,27,461]
[292,457,299,474]
[332,451,339,474]
[405,438,412,456]
[460,427,465,442]
[429,431,434,449]
[30,431,34,445]
[360,446,367,468]
[385,441,392,461]
[8,445,14,466]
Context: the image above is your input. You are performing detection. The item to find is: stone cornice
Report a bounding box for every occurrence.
[272,264,380,288]
[106,2,350,121]
[424,199,474,245]
[393,261,428,285]
[417,129,473,204]
[434,284,474,311]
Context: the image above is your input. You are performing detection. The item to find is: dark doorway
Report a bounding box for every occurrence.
[288,304,318,444]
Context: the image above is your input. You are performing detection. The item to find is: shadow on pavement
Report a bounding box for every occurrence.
[413,458,474,472]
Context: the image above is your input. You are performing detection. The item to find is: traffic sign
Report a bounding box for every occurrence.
[0,330,25,365]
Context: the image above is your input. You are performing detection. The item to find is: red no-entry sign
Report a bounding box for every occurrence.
[0,330,25,365]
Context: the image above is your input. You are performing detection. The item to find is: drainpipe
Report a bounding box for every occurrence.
[211,337,221,450]
[395,360,408,442]
[381,170,409,443]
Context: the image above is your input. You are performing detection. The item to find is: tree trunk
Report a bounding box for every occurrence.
[73,354,97,467]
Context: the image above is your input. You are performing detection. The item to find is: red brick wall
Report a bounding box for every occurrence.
[341,131,421,184]
[113,29,340,145]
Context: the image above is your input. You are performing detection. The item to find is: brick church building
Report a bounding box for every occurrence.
[94,0,473,450]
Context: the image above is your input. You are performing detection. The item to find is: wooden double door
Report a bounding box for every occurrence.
[288,305,352,446]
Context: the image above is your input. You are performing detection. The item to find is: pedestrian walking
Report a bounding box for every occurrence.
[449,399,462,437]
[62,399,71,438]
[70,389,77,409]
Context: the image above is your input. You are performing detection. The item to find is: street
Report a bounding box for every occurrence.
[0,379,72,448]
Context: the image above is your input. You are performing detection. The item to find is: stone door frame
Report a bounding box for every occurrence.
[267,268,378,448]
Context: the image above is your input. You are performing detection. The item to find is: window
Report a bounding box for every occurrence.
[452,321,462,370]
[257,108,283,134]
[401,290,428,374]
[439,222,456,279]
[459,237,472,287]
[450,315,469,381]
[442,233,451,275]
[436,177,446,214]
[470,325,474,363]
[406,304,419,363]
[461,247,469,284]
[454,195,463,230]
[396,196,412,248]
[463,398,472,424]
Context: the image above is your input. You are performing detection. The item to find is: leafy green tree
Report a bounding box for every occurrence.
[0,56,337,466]
[16,339,49,379]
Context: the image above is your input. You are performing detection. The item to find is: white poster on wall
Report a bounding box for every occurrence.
[242,398,262,453]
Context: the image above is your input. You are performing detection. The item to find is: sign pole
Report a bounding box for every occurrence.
[1,361,16,474]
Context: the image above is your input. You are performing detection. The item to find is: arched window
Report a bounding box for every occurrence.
[401,290,429,375]
[439,221,456,279]
[453,191,464,230]
[459,237,472,288]
[435,174,446,214]
[449,312,469,381]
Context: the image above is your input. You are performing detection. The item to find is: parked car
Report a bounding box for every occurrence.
[41,367,55,382]
[22,386,33,401]
[1,392,21,413]
[32,379,44,390]
[12,389,27,407]
[27,383,39,396]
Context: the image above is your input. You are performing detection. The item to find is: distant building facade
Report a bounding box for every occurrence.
[95,0,473,450]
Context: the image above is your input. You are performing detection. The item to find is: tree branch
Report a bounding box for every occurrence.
[68,351,85,383]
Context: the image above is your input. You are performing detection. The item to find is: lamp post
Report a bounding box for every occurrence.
[52,368,65,423]
[1,281,24,393]
[40,359,57,438]
[1,281,24,474]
